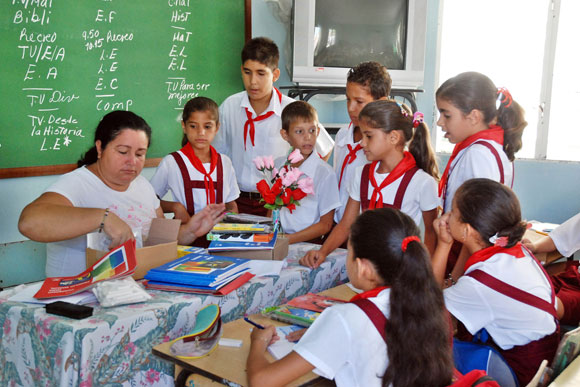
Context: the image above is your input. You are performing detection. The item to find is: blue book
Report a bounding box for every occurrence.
[208,229,278,252]
[144,253,251,286]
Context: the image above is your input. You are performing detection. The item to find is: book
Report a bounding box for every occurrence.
[144,253,251,287]
[223,213,273,224]
[211,223,273,234]
[34,239,136,299]
[550,326,580,377]
[262,305,320,327]
[287,293,345,313]
[143,272,255,296]
[206,232,274,243]
[208,229,278,252]
[267,325,304,360]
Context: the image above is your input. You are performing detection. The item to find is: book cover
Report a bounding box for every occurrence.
[287,293,345,313]
[208,229,278,252]
[34,239,136,299]
[262,305,320,327]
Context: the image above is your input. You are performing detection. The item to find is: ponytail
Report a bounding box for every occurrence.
[350,208,453,387]
[409,119,439,179]
[497,98,527,161]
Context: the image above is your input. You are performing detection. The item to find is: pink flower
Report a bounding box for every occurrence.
[253,156,265,171]
[146,369,160,383]
[288,149,303,164]
[298,176,315,194]
[282,168,302,187]
[263,155,275,170]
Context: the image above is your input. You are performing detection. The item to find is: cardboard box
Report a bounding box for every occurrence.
[209,236,289,261]
[86,218,181,280]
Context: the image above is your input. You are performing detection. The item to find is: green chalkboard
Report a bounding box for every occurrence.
[0,0,249,177]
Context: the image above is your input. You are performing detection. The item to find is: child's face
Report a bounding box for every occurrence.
[181,110,219,153]
[436,97,472,144]
[346,82,375,128]
[447,199,465,242]
[359,121,395,162]
[241,60,280,103]
[281,119,319,158]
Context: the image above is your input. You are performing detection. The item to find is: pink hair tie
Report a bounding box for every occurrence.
[412,112,424,128]
[401,236,420,252]
[489,233,509,247]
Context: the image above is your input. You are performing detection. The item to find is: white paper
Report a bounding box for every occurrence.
[267,325,303,360]
[248,260,286,277]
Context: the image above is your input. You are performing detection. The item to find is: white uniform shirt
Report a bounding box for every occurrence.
[443,140,513,212]
[293,289,390,386]
[551,212,580,257]
[332,122,368,223]
[348,163,438,226]
[45,167,160,277]
[276,152,340,234]
[444,246,557,350]
[214,90,334,192]
[150,151,240,213]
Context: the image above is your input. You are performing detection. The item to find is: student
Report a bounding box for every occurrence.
[301,100,439,268]
[150,97,239,226]
[213,37,334,216]
[333,61,391,223]
[247,208,453,387]
[18,111,225,277]
[276,101,340,245]
[436,72,527,278]
[432,178,559,385]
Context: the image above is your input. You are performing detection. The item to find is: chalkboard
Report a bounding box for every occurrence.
[0,0,250,178]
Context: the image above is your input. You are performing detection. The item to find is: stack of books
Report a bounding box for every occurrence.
[143,252,254,296]
[207,214,278,253]
[261,293,345,327]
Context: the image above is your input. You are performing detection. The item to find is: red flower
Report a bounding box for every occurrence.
[271,178,283,197]
[291,188,307,201]
[281,188,292,205]
[257,179,276,204]
[286,203,296,213]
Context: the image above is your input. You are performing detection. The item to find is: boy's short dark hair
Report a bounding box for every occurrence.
[347,61,392,100]
[281,101,319,131]
[241,37,279,70]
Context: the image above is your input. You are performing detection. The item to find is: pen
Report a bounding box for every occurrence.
[244,316,265,330]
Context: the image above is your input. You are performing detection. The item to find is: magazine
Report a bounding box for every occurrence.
[262,305,320,327]
[287,293,345,313]
[34,239,136,299]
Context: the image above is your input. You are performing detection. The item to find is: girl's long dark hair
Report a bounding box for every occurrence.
[77,110,152,167]
[436,71,527,161]
[359,100,439,179]
[350,208,453,387]
[454,178,527,248]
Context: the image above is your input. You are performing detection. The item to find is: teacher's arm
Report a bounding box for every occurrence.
[18,192,134,246]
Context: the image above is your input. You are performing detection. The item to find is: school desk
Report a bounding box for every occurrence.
[0,243,347,387]
[549,355,580,386]
[152,283,356,387]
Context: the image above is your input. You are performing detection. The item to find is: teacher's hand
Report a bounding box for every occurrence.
[188,203,226,239]
[103,211,135,249]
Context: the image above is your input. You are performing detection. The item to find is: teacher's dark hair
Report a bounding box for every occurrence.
[349,208,453,387]
[77,111,152,167]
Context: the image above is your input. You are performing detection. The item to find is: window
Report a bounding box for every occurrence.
[437,0,580,161]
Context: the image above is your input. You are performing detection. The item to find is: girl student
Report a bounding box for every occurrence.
[432,178,559,386]
[247,208,453,387]
[150,97,240,235]
[300,99,439,268]
[436,71,527,279]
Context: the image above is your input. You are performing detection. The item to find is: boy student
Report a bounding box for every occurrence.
[213,37,334,216]
[276,101,340,244]
[333,61,392,223]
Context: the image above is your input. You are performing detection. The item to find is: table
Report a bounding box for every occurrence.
[152,284,356,387]
[0,243,347,387]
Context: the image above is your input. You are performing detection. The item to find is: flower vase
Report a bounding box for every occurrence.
[271,208,281,233]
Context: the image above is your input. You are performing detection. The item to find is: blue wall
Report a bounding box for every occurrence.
[1,0,579,287]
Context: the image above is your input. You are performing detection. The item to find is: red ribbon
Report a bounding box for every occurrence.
[464,242,525,273]
[243,88,282,150]
[350,286,390,302]
[180,143,219,205]
[368,152,417,209]
[338,142,362,189]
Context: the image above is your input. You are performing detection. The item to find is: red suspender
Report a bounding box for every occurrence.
[170,152,224,216]
[360,165,419,211]
[473,141,504,184]
[351,298,388,344]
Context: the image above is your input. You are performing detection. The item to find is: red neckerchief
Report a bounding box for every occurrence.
[438,125,504,197]
[243,88,282,150]
[350,286,389,302]
[180,143,219,204]
[464,242,526,272]
[338,123,362,189]
[368,151,417,209]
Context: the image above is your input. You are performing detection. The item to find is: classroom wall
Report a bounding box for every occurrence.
[1,0,579,287]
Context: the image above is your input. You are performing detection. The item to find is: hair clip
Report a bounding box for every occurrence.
[412,112,424,128]
[489,233,508,247]
[496,87,513,109]
[401,235,420,252]
[394,101,409,117]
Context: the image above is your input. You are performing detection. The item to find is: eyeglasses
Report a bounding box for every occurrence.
[170,304,222,359]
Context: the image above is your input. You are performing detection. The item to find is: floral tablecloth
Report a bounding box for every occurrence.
[0,243,347,386]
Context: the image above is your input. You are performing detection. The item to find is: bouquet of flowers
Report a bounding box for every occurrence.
[253,149,315,214]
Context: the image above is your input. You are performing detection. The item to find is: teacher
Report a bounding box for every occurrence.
[19,111,225,277]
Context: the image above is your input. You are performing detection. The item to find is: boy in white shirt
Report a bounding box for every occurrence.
[213,37,333,216]
[333,61,391,223]
[276,101,340,244]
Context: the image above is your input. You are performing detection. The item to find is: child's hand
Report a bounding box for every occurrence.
[300,250,327,268]
[285,328,307,342]
[172,203,191,224]
[433,213,454,246]
[104,212,135,249]
[250,325,279,349]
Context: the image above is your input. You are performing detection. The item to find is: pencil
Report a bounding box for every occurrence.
[244,316,264,330]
